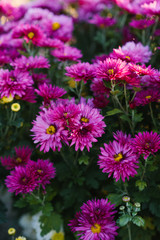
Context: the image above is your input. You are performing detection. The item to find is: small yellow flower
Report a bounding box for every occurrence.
[1,94,13,103]
[11,103,21,112]
[122,196,130,202]
[15,236,27,240]
[51,232,64,240]
[8,228,16,235]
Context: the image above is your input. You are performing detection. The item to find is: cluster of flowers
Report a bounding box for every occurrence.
[1,146,56,195]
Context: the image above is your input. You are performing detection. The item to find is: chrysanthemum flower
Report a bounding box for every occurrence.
[69,102,106,151]
[129,19,155,29]
[11,56,50,70]
[5,166,38,195]
[132,88,160,106]
[111,41,152,64]
[98,140,139,182]
[96,57,130,82]
[69,198,118,240]
[51,45,82,62]
[28,159,56,189]
[65,62,96,83]
[113,131,132,145]
[31,110,68,153]
[141,1,160,15]
[132,131,160,159]
[128,63,155,77]
[0,69,33,98]
[88,14,116,28]
[35,83,66,105]
[12,24,45,45]
[1,146,32,170]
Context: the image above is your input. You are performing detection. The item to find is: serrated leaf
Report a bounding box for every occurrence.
[120,114,130,122]
[135,180,147,191]
[132,216,145,227]
[118,214,132,226]
[40,212,62,236]
[106,108,122,116]
[108,193,123,207]
[42,202,53,216]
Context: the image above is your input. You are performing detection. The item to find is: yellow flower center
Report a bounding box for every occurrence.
[91,223,101,234]
[114,152,123,162]
[22,178,26,182]
[11,103,21,112]
[125,56,130,60]
[52,22,61,31]
[108,69,114,75]
[16,157,22,163]
[27,32,35,39]
[1,94,13,103]
[145,143,150,148]
[64,112,68,117]
[145,95,152,99]
[51,232,64,240]
[15,237,26,240]
[37,169,42,173]
[46,125,56,134]
[81,117,89,123]
[8,228,16,235]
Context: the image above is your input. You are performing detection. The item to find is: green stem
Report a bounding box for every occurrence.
[124,83,128,114]
[127,223,132,240]
[141,157,148,182]
[149,102,157,130]
[147,16,159,45]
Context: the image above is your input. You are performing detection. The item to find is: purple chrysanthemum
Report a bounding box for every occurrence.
[11,56,50,70]
[35,83,66,105]
[28,159,56,189]
[1,146,32,170]
[88,14,116,28]
[69,198,118,240]
[69,102,106,151]
[96,57,130,82]
[132,131,160,159]
[132,88,160,106]
[31,109,68,153]
[113,131,132,145]
[98,140,139,182]
[5,166,38,195]
[65,62,96,83]
[51,45,82,62]
[129,19,155,29]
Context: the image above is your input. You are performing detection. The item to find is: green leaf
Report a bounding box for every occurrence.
[118,214,132,226]
[134,113,143,123]
[135,180,147,191]
[42,202,53,217]
[14,197,27,208]
[108,193,123,207]
[132,216,145,227]
[106,108,122,116]
[120,114,130,122]
[78,155,89,165]
[40,212,62,236]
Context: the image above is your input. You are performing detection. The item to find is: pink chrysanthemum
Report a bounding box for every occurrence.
[5,166,38,195]
[88,14,116,28]
[50,102,80,127]
[96,57,130,82]
[12,24,45,45]
[35,83,66,105]
[39,38,63,48]
[51,45,82,62]
[69,102,106,151]
[141,1,160,15]
[69,198,118,240]
[32,73,50,86]
[113,131,132,145]
[132,88,160,106]
[98,140,139,182]
[128,63,155,77]
[28,159,56,189]
[19,87,36,103]
[1,146,32,170]
[129,19,155,29]
[111,41,152,64]
[132,131,160,159]
[11,56,50,70]
[31,109,68,153]
[0,69,33,98]
[65,62,96,83]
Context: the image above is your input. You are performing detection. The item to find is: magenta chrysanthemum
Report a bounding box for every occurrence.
[69,198,118,240]
[129,19,155,29]
[132,88,160,106]
[31,109,68,153]
[28,159,56,189]
[69,102,106,151]
[51,45,82,62]
[11,56,50,70]
[1,146,32,170]
[65,62,96,83]
[5,166,38,195]
[98,140,139,182]
[132,131,160,159]
[35,83,66,105]
[96,57,130,82]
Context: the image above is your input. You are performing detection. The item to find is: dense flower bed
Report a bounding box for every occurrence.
[0,0,160,239]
